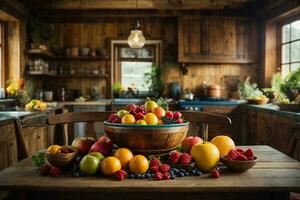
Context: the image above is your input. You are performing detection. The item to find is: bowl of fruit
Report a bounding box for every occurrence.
[46,145,78,167]
[104,98,189,155]
[220,148,257,172]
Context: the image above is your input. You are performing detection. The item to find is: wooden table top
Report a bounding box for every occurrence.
[0,145,299,193]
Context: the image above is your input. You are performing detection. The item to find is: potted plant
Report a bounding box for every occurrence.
[144,64,165,97]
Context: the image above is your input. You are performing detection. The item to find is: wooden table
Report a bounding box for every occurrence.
[0,146,299,200]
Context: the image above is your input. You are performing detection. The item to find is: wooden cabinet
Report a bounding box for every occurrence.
[257,112,272,145]
[178,16,257,63]
[0,122,17,170]
[23,127,48,156]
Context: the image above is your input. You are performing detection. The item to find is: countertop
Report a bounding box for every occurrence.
[244,103,300,120]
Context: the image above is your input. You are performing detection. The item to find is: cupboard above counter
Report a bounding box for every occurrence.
[178,16,258,64]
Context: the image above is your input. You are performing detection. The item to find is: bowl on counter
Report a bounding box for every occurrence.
[220,156,257,172]
[46,146,78,167]
[104,121,189,155]
[247,98,269,105]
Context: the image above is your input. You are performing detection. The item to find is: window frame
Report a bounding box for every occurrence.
[278,14,300,75]
[0,21,5,88]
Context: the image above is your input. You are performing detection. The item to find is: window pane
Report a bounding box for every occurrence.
[282,24,290,43]
[282,43,290,63]
[121,61,152,91]
[291,41,300,62]
[291,63,300,72]
[281,64,290,77]
[291,20,300,41]
[120,47,153,59]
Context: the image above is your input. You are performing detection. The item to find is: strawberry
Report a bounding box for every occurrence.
[49,166,61,177]
[211,169,220,178]
[234,154,248,161]
[158,164,171,173]
[150,165,159,173]
[243,148,254,158]
[162,172,171,180]
[165,111,173,118]
[227,149,238,160]
[173,112,182,119]
[149,158,160,167]
[40,164,51,176]
[236,148,244,154]
[176,118,184,124]
[169,151,181,164]
[115,170,127,181]
[155,172,163,180]
[180,153,192,165]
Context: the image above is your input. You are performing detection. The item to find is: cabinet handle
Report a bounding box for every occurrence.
[10,143,13,146]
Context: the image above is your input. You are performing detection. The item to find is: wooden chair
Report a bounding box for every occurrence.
[47,111,114,145]
[180,111,232,141]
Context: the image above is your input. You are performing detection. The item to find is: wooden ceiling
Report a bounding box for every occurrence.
[19,0,259,10]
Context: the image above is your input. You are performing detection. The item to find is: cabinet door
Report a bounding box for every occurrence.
[36,127,48,151]
[0,141,8,170]
[23,127,38,156]
[247,109,258,144]
[178,16,256,63]
[257,112,272,145]
[7,139,17,166]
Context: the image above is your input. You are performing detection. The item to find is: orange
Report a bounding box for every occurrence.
[211,135,235,156]
[114,148,133,169]
[144,100,158,112]
[101,156,122,176]
[47,145,62,154]
[158,119,164,125]
[143,113,158,125]
[136,119,147,125]
[121,114,136,124]
[129,155,149,174]
[152,107,166,119]
[190,142,220,172]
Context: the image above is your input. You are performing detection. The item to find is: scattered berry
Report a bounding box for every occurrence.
[178,172,185,177]
[155,172,163,180]
[169,151,181,164]
[40,164,51,176]
[115,170,128,181]
[49,166,61,177]
[176,118,184,124]
[150,158,161,167]
[150,165,159,173]
[173,112,182,119]
[145,173,152,179]
[211,169,220,178]
[180,153,192,165]
[162,172,171,180]
[129,174,135,179]
[159,164,171,173]
[234,154,248,161]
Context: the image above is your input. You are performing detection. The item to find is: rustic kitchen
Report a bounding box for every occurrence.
[0,0,299,200]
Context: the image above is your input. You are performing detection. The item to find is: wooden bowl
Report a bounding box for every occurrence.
[104,121,189,155]
[46,146,78,167]
[247,98,269,105]
[220,156,257,172]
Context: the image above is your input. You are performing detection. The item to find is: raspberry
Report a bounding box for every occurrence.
[169,151,181,164]
[134,113,144,120]
[243,148,254,158]
[236,148,244,154]
[150,165,159,173]
[158,164,171,173]
[150,159,160,167]
[173,112,182,119]
[180,153,192,165]
[155,172,163,180]
[162,172,171,180]
[234,154,248,161]
[211,169,220,178]
[40,164,51,176]
[115,170,127,181]
[247,156,255,160]
[49,166,61,177]
[176,118,184,124]
[227,149,238,160]
[165,111,173,118]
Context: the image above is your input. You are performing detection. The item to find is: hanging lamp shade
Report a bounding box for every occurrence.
[128,29,146,48]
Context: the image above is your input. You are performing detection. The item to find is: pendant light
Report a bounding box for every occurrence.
[127,0,146,48]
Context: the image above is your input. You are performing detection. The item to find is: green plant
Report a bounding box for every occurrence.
[112,82,124,93]
[32,151,45,167]
[237,77,263,99]
[281,67,300,92]
[144,64,165,97]
[157,97,169,111]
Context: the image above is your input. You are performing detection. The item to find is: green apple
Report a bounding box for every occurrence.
[79,155,100,175]
[89,152,105,161]
[117,110,129,118]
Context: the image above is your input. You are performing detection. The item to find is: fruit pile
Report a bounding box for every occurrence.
[108,98,186,125]
[225,148,255,161]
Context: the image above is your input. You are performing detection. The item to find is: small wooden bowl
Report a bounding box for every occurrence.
[104,121,189,155]
[221,156,257,172]
[46,146,78,167]
[247,98,269,105]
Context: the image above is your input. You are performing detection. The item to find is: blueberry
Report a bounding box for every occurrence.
[74,156,81,163]
[169,171,174,176]
[184,172,189,176]
[178,172,185,177]
[191,169,196,174]
[145,173,151,179]
[170,175,176,179]
[179,169,186,173]
[173,168,179,173]
[129,174,135,179]
[141,174,145,179]
[151,173,155,178]
[135,174,141,179]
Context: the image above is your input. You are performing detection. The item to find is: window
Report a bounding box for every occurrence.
[0,22,4,87]
[281,19,300,77]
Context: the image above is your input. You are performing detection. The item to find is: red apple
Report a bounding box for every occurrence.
[108,113,118,122]
[90,136,113,156]
[135,112,144,120]
[182,136,203,153]
[126,104,138,113]
[71,137,96,155]
[165,111,173,118]
[173,112,182,119]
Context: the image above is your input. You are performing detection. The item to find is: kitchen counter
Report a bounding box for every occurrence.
[244,103,300,121]
[58,100,112,106]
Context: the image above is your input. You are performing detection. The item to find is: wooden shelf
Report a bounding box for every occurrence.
[54,56,109,61]
[26,72,108,78]
[26,50,54,58]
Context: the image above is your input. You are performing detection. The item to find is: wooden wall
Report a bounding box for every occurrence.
[43,17,258,98]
